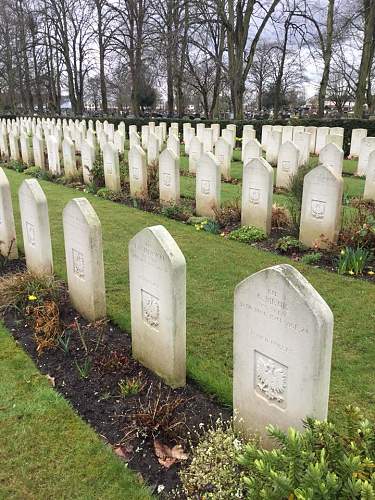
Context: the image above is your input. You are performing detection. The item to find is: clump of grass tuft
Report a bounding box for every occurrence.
[118,375,145,397]
[0,271,65,313]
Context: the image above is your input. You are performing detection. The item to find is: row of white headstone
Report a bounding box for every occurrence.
[0,166,334,445]
[1,117,374,182]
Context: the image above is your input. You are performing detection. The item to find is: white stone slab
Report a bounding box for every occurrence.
[103,142,121,192]
[19,179,53,275]
[276,140,300,189]
[188,136,203,174]
[129,225,186,388]
[319,143,344,177]
[63,198,106,321]
[300,165,343,249]
[195,152,221,217]
[364,150,375,201]
[315,127,330,154]
[349,128,367,158]
[357,137,375,176]
[0,168,18,259]
[159,149,180,205]
[214,137,231,180]
[129,145,147,197]
[241,158,273,234]
[234,264,333,444]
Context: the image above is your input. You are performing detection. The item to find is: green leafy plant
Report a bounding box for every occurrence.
[228,226,266,244]
[194,219,220,234]
[179,418,246,499]
[90,160,105,188]
[337,247,372,276]
[58,331,71,355]
[239,406,375,500]
[118,376,144,397]
[300,252,322,265]
[75,358,91,379]
[340,200,375,250]
[160,203,192,222]
[275,236,304,254]
[8,160,26,172]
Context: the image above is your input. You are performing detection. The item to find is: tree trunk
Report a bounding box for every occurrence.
[354,0,375,117]
[318,0,335,117]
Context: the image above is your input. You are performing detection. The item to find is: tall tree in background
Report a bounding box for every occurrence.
[354,0,375,117]
[216,0,281,119]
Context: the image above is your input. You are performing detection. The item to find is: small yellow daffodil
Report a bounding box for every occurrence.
[28,294,37,301]
[340,249,346,255]
[348,270,354,275]
[368,271,374,276]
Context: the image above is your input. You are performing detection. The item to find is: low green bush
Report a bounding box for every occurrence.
[239,406,375,500]
[276,236,304,254]
[228,226,266,243]
[300,252,323,265]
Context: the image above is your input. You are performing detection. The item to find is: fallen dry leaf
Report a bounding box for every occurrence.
[46,374,55,387]
[113,444,133,461]
[154,440,188,468]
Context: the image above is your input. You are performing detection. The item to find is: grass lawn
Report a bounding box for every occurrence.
[0,322,152,499]
[3,167,375,427]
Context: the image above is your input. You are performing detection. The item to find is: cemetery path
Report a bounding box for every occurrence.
[5,168,375,426]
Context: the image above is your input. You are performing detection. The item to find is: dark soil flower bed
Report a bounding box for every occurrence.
[1,261,230,498]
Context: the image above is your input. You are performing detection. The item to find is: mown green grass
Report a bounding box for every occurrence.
[0,322,152,499]
[3,167,375,426]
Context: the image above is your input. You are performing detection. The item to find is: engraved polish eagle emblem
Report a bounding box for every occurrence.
[256,355,287,403]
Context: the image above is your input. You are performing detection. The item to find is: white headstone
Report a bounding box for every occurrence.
[129,225,186,388]
[349,128,367,158]
[113,130,125,154]
[195,152,221,217]
[20,133,34,166]
[62,137,77,177]
[211,124,220,144]
[266,129,282,166]
[243,139,262,166]
[357,137,375,176]
[159,148,180,205]
[46,135,61,175]
[293,131,310,166]
[300,165,343,249]
[203,128,214,153]
[364,150,375,201]
[19,179,53,275]
[103,142,121,192]
[63,198,106,321]
[319,143,344,177]
[189,136,203,174]
[241,158,273,234]
[129,145,147,197]
[326,133,343,150]
[305,126,317,154]
[141,125,150,150]
[81,140,95,184]
[167,134,180,158]
[33,135,45,170]
[0,168,18,259]
[261,125,272,151]
[281,126,293,144]
[276,141,300,189]
[330,127,344,136]
[196,123,205,142]
[147,133,159,165]
[214,137,231,180]
[234,264,333,444]
[315,127,330,154]
[129,131,141,150]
